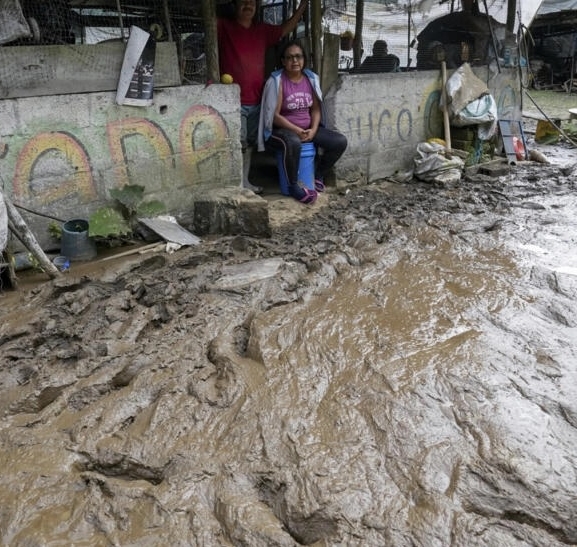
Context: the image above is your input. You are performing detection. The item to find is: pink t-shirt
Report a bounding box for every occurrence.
[217,18,283,105]
[280,73,313,129]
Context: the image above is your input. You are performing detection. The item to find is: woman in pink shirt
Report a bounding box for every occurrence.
[259,41,348,204]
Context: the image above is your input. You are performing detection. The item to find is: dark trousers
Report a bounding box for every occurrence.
[266,126,348,187]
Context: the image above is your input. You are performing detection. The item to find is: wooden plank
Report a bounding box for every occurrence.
[0,41,181,99]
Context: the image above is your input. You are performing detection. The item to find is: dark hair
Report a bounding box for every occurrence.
[373,40,388,57]
[279,40,307,67]
[222,0,261,22]
[237,0,262,9]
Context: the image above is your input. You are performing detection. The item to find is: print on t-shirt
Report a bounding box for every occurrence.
[286,91,313,111]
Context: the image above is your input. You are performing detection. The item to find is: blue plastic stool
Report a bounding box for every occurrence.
[276,142,316,196]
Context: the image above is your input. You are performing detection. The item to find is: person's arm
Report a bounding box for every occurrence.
[307,94,321,139]
[280,0,309,37]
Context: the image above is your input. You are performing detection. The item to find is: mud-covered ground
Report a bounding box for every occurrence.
[1,95,577,546]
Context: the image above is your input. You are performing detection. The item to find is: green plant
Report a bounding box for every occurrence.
[48,221,62,240]
[89,184,166,238]
[340,29,354,39]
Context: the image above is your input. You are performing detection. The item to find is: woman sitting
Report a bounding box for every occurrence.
[258,40,348,204]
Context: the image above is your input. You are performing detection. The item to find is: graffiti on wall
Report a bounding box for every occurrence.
[339,84,443,149]
[343,106,417,145]
[6,104,231,205]
[339,82,519,149]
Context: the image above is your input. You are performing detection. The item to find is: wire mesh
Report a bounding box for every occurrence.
[0,1,556,87]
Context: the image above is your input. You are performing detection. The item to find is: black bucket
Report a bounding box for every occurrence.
[60,219,97,261]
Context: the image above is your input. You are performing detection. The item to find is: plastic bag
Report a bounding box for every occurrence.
[445,63,489,116]
[452,93,498,140]
[0,0,31,45]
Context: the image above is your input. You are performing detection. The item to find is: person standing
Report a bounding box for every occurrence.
[258,40,348,204]
[218,0,309,194]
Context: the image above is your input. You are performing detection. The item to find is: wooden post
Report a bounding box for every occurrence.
[202,0,219,84]
[3,193,60,279]
[311,0,322,74]
[162,0,173,42]
[441,61,452,150]
[506,0,516,33]
[353,0,364,70]
[115,0,125,41]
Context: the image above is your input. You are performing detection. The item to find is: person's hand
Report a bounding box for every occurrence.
[299,128,312,142]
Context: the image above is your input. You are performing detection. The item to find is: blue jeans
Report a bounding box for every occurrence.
[266,126,348,186]
[241,104,260,150]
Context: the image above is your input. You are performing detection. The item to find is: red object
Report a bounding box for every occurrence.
[513,136,525,161]
[217,18,282,105]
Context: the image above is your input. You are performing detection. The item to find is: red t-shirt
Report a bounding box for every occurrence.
[217,18,283,106]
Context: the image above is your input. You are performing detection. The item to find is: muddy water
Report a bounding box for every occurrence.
[1,149,577,545]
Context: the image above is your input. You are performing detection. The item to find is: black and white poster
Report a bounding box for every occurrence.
[116,26,156,107]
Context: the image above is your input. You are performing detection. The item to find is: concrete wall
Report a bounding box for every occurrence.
[0,63,520,250]
[1,84,242,249]
[326,66,521,183]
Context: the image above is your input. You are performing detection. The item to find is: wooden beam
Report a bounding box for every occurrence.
[3,193,60,280]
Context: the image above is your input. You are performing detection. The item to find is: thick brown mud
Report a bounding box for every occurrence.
[1,134,577,546]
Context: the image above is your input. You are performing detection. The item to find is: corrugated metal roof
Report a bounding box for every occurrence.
[536,0,577,15]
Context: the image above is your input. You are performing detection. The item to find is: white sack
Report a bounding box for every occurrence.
[413,142,464,185]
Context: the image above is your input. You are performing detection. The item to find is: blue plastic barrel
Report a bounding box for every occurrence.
[276,142,316,196]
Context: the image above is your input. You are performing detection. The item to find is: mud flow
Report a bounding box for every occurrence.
[1,137,577,545]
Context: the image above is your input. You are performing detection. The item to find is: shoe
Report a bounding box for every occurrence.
[314,178,325,192]
[289,184,317,204]
[242,180,263,194]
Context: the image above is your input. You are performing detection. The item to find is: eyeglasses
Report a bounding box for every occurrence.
[284,54,304,61]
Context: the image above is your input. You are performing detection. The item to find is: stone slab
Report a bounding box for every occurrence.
[190,187,271,238]
[478,160,511,177]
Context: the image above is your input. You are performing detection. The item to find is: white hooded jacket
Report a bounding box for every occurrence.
[257,67,325,152]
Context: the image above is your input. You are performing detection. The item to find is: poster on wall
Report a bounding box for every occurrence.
[116,26,156,107]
